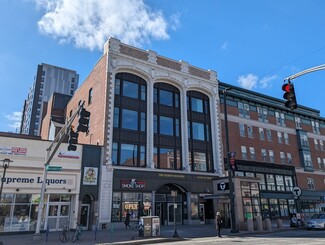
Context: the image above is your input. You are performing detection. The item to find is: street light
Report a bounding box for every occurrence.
[0,158,13,201]
[223,88,239,233]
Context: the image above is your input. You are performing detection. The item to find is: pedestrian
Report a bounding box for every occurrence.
[216,212,223,237]
[124,212,131,229]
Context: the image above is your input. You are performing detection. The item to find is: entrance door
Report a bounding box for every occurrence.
[199,204,205,224]
[80,204,90,230]
[167,203,182,225]
[155,203,162,224]
[47,203,70,231]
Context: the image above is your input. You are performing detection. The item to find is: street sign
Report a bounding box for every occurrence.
[46,165,62,171]
[219,181,226,190]
[292,186,302,197]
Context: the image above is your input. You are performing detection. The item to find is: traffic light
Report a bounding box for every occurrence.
[282,82,297,110]
[77,108,91,133]
[229,152,237,171]
[68,128,78,151]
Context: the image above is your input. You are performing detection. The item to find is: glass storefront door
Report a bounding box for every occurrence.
[167,203,182,225]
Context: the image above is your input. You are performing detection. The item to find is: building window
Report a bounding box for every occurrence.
[249,147,256,160]
[277,132,283,144]
[238,102,250,119]
[307,178,315,190]
[269,150,274,163]
[284,133,289,145]
[121,109,138,130]
[257,107,268,123]
[276,175,285,191]
[261,149,267,162]
[239,124,245,137]
[256,173,266,190]
[112,143,146,167]
[275,112,285,126]
[311,121,320,134]
[266,129,272,141]
[287,153,292,164]
[192,152,207,171]
[266,174,276,191]
[241,146,247,160]
[314,139,319,150]
[88,88,93,105]
[285,176,293,191]
[323,158,325,169]
[160,116,174,136]
[295,117,301,129]
[259,128,264,140]
[115,78,121,95]
[280,152,285,164]
[247,125,253,138]
[303,153,312,167]
[123,80,139,99]
[191,122,205,141]
[191,97,204,113]
[318,157,322,169]
[300,134,309,147]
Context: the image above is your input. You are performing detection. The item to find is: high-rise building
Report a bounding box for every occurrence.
[20,63,79,136]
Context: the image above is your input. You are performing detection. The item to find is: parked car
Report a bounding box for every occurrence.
[306,213,325,230]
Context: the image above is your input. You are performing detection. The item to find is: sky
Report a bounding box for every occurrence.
[1,0,325,133]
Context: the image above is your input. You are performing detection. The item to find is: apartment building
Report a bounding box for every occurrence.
[218,81,325,225]
[20,63,79,136]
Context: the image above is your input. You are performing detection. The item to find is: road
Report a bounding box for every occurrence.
[144,229,325,245]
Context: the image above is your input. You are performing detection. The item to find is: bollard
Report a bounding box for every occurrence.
[247,218,254,232]
[265,218,272,231]
[277,219,283,229]
[256,216,263,231]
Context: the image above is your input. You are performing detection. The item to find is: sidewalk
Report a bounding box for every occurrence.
[0,220,295,245]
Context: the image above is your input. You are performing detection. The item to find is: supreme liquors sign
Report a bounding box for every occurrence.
[120,178,146,189]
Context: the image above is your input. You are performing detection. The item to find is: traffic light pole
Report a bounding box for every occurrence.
[33,101,85,240]
[223,88,239,233]
[284,64,325,81]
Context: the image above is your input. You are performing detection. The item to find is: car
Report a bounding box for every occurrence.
[306,213,325,230]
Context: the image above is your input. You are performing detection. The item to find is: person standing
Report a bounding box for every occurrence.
[216,212,223,237]
[124,212,131,229]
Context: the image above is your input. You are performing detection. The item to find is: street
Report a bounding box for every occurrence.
[146,229,325,245]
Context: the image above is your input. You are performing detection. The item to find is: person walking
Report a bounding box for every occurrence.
[124,212,131,229]
[216,212,223,237]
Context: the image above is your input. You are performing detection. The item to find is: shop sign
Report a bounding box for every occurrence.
[83,167,98,185]
[0,146,27,156]
[121,178,146,189]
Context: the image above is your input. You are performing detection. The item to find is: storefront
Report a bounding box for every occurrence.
[0,134,82,233]
[110,169,215,226]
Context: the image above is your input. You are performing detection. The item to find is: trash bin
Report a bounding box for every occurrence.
[140,216,160,237]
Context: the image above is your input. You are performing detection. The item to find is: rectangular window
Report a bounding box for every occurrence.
[259,128,264,140]
[160,90,173,106]
[287,153,292,164]
[285,176,293,191]
[238,102,250,119]
[249,147,256,160]
[140,146,146,167]
[304,153,312,167]
[320,140,324,151]
[280,152,285,164]
[239,124,245,137]
[318,157,322,169]
[113,107,120,128]
[140,85,146,101]
[192,122,205,141]
[123,80,138,99]
[266,174,276,191]
[256,173,266,190]
[122,109,138,130]
[175,119,180,137]
[300,134,309,147]
[257,107,268,123]
[266,129,272,141]
[276,112,285,126]
[115,78,121,95]
[160,116,174,136]
[175,93,180,108]
[311,121,320,134]
[261,149,267,162]
[247,125,253,138]
[193,152,207,171]
[277,132,283,144]
[269,150,274,163]
[241,146,247,160]
[307,178,315,190]
[120,144,138,166]
[159,148,174,169]
[112,143,118,165]
[284,133,289,144]
[276,175,285,191]
[140,112,146,132]
[295,117,301,129]
[191,98,204,113]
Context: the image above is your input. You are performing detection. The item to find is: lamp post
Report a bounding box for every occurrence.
[0,158,13,201]
[223,88,239,233]
[171,190,179,237]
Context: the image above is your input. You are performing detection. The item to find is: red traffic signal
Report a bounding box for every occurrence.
[282,82,297,110]
[77,108,91,133]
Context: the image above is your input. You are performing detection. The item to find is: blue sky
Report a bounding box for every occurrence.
[1,0,325,133]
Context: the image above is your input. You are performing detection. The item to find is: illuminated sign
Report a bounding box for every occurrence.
[120,178,146,189]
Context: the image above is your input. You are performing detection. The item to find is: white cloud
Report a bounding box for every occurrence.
[220,41,228,50]
[5,112,22,129]
[34,0,175,51]
[259,75,277,89]
[237,74,258,90]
